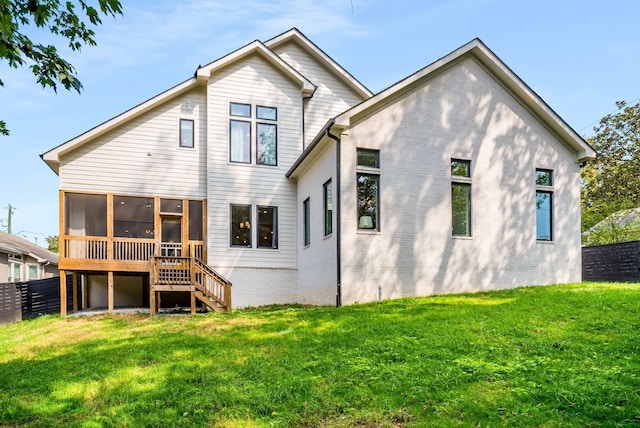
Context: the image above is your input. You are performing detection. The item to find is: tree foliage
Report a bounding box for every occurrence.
[581,100,640,232]
[0,0,122,135]
[45,234,58,253]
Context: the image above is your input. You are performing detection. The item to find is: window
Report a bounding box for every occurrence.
[451,159,471,236]
[257,206,278,249]
[357,174,379,230]
[230,120,251,163]
[303,198,311,246]
[231,205,252,247]
[357,149,379,168]
[28,265,38,280]
[536,169,553,241]
[356,148,380,231]
[229,103,277,166]
[179,119,194,148]
[9,262,21,282]
[324,179,333,236]
[257,105,277,120]
[257,123,277,166]
[230,102,251,117]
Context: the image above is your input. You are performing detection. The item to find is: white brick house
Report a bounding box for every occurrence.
[41,29,595,314]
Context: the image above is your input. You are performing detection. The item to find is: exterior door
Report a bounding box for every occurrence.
[160,217,182,256]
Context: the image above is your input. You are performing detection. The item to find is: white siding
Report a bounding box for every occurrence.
[295,141,338,306]
[339,57,582,304]
[272,41,366,146]
[60,89,207,198]
[206,55,301,284]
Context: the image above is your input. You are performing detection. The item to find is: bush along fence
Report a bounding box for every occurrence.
[582,240,640,282]
[0,275,72,326]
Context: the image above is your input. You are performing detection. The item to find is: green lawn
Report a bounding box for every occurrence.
[0,283,639,427]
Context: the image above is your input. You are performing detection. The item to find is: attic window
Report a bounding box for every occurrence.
[179,119,194,148]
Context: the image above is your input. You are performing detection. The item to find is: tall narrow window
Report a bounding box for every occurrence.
[451,159,471,236]
[230,120,251,163]
[536,169,553,241]
[324,179,333,236]
[257,206,278,249]
[357,174,379,230]
[179,119,194,148]
[257,123,277,166]
[303,198,311,246]
[231,204,251,247]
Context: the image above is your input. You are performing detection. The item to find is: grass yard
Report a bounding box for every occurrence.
[0,282,639,427]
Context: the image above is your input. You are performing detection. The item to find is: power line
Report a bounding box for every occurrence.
[578,95,640,134]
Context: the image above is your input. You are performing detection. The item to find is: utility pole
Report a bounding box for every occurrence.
[2,204,15,233]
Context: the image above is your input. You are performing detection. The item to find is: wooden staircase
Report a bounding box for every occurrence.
[149,255,232,315]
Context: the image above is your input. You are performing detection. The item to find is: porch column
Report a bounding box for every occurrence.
[59,270,67,318]
[108,271,114,314]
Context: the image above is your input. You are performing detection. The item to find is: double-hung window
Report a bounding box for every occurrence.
[451,159,472,236]
[357,149,380,231]
[230,102,277,166]
[536,169,553,241]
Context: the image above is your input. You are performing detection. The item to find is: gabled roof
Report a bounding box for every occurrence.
[333,38,595,162]
[288,38,596,179]
[41,31,318,174]
[265,28,373,99]
[195,39,316,96]
[0,231,58,264]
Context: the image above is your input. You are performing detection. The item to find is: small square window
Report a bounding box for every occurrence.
[357,149,379,168]
[536,169,553,186]
[257,106,277,121]
[230,103,251,117]
[451,159,471,177]
[179,119,194,148]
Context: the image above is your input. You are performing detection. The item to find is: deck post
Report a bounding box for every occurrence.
[59,270,67,318]
[150,289,156,317]
[72,272,78,312]
[107,271,114,314]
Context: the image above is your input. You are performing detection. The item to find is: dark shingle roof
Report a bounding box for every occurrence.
[0,231,58,264]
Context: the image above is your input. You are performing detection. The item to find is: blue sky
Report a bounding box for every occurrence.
[0,0,638,245]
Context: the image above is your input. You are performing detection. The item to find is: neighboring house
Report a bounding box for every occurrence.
[0,231,59,283]
[41,29,595,316]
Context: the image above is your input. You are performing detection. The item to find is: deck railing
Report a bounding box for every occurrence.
[150,255,231,312]
[62,236,204,264]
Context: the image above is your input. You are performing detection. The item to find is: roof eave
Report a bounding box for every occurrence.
[265,28,373,99]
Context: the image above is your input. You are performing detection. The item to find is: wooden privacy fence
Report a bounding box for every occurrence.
[0,275,73,326]
[582,241,640,282]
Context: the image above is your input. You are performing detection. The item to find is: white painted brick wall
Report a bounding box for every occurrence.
[339,57,582,304]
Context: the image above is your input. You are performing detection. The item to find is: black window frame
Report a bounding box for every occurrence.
[230,102,251,118]
[179,119,194,148]
[451,159,472,237]
[323,179,333,236]
[230,204,252,248]
[357,173,379,231]
[257,205,278,249]
[303,198,311,246]
[229,119,252,164]
[256,122,277,166]
[357,148,380,168]
[535,168,554,242]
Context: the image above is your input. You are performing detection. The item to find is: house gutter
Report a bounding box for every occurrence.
[324,120,342,308]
